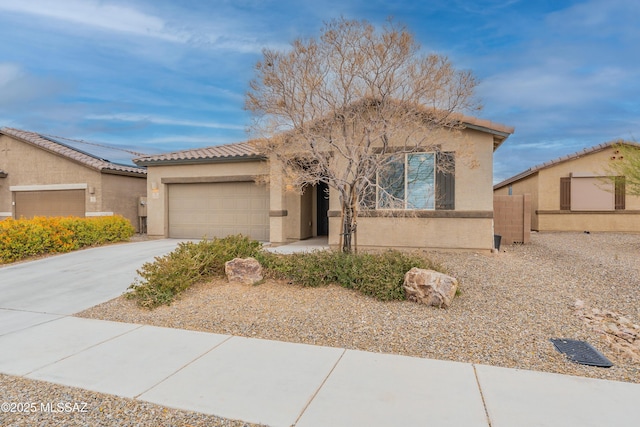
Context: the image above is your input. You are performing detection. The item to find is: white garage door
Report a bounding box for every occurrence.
[168,182,269,241]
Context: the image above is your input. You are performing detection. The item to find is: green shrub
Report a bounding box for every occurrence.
[127,233,445,308]
[126,235,262,308]
[0,216,134,263]
[258,249,442,301]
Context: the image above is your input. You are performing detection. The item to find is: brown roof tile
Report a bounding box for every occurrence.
[493,141,640,189]
[135,112,514,165]
[0,127,146,176]
[134,141,263,165]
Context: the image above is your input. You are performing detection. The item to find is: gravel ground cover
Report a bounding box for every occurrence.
[77,231,640,383]
[3,232,638,426]
[0,374,265,427]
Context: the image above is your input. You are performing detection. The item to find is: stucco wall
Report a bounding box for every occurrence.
[0,134,101,217]
[145,160,268,237]
[494,174,539,229]
[101,173,147,231]
[453,129,496,211]
[537,212,640,232]
[325,127,497,251]
[328,216,494,250]
[537,148,640,210]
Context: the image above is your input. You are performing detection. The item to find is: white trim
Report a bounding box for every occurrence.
[0,212,12,217]
[10,183,88,192]
[85,212,114,217]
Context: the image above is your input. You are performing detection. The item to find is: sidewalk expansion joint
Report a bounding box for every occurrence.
[292,348,347,426]
[22,322,145,377]
[133,334,234,399]
[473,364,493,427]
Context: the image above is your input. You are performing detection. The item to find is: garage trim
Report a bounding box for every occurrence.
[10,183,88,191]
[161,175,266,184]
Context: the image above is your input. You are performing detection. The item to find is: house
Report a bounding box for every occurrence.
[136,115,514,251]
[493,142,640,232]
[0,127,147,231]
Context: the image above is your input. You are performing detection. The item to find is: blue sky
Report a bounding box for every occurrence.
[0,0,638,182]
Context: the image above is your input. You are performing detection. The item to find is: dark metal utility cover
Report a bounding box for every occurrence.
[550,338,613,368]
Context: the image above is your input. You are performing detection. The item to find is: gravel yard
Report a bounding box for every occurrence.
[77,231,640,384]
[3,232,638,427]
[0,373,265,427]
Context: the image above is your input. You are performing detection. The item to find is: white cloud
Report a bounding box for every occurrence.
[0,62,66,108]
[0,0,282,54]
[86,113,245,131]
[0,0,187,42]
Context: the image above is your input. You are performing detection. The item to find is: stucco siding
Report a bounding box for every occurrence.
[328,216,494,250]
[101,173,147,231]
[537,212,640,232]
[324,127,497,250]
[452,129,495,211]
[494,174,539,230]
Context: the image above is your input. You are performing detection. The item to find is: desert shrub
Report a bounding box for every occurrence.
[63,216,134,246]
[259,249,442,301]
[0,216,134,263]
[126,233,445,308]
[126,235,262,308]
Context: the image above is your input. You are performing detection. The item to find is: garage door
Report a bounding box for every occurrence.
[15,190,85,219]
[168,182,270,241]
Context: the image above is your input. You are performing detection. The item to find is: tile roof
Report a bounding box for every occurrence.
[494,141,640,189]
[134,141,263,165]
[135,113,514,165]
[0,127,146,176]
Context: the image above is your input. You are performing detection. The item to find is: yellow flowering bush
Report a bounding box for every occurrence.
[0,216,135,263]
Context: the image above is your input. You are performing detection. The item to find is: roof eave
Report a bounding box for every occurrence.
[494,170,539,190]
[101,168,147,177]
[134,154,266,166]
[462,123,513,152]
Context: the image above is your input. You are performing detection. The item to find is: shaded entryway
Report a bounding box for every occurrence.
[316,181,329,236]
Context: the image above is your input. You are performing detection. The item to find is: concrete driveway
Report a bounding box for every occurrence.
[0,239,182,317]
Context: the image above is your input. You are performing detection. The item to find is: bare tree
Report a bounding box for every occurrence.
[605,140,640,196]
[246,18,481,252]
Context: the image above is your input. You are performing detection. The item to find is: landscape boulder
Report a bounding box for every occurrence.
[403,268,458,308]
[224,257,263,285]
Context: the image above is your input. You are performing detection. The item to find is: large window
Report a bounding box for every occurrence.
[374,152,454,210]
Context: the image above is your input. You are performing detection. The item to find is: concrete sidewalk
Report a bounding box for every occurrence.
[0,312,638,427]
[1,239,639,426]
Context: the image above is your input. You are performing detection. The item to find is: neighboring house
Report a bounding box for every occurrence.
[136,115,514,251]
[0,127,147,231]
[493,142,640,232]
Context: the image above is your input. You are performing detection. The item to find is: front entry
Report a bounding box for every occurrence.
[316,181,329,236]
